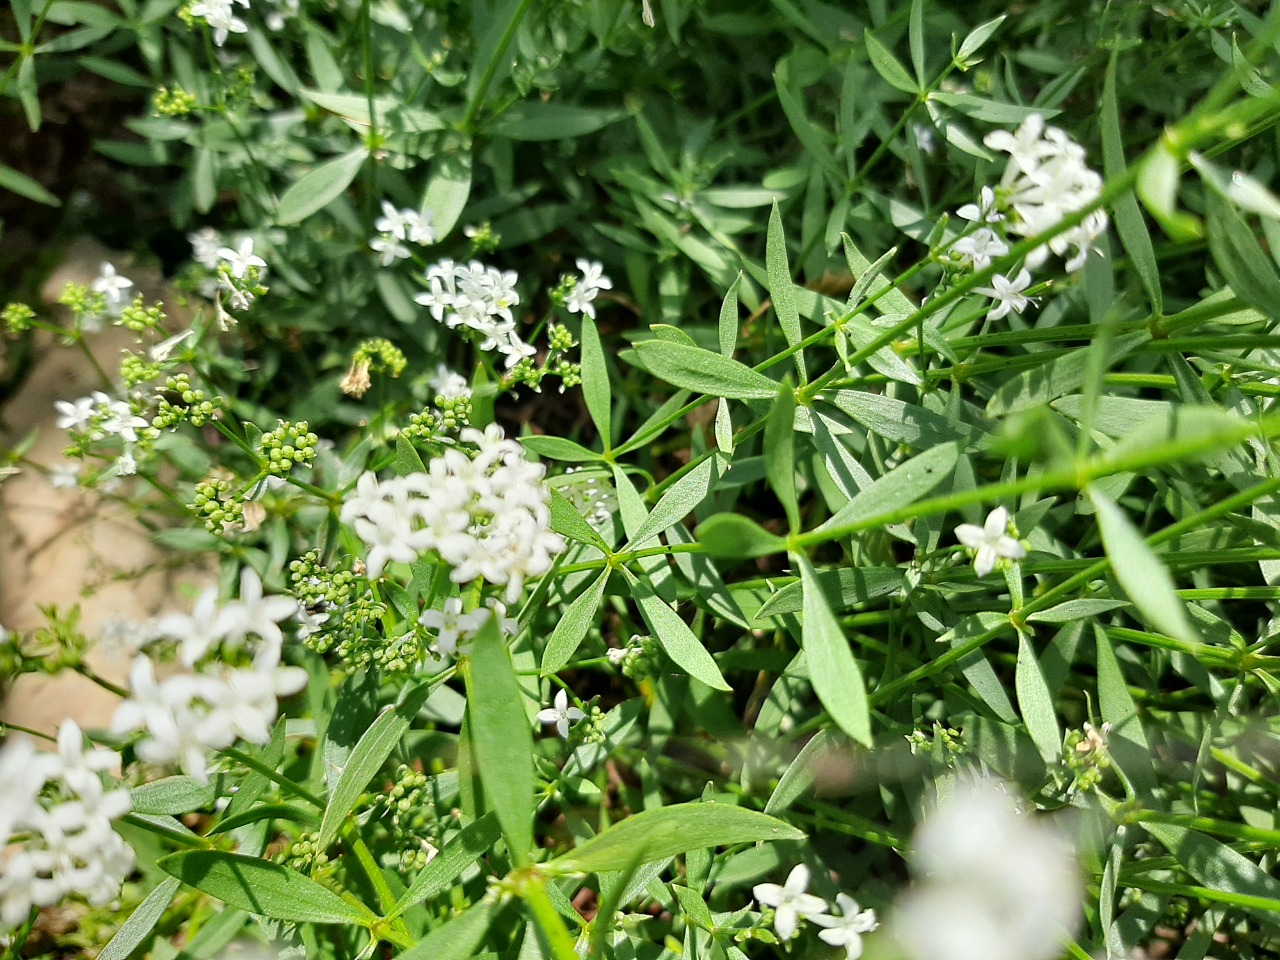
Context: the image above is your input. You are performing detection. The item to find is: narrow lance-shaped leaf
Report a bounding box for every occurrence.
[546,802,804,876]
[1015,634,1061,763]
[422,149,472,241]
[97,876,181,960]
[695,513,787,559]
[316,679,435,850]
[159,851,375,925]
[765,383,800,533]
[767,202,806,381]
[1089,488,1198,645]
[632,340,780,400]
[796,553,872,745]
[393,899,497,960]
[579,315,612,451]
[389,814,503,919]
[1094,625,1157,793]
[630,571,731,691]
[624,454,722,549]
[276,148,365,225]
[541,567,611,675]
[546,488,610,553]
[814,442,960,537]
[463,615,536,866]
[1142,822,1280,923]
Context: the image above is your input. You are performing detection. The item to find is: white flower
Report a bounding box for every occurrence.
[892,779,1081,960]
[565,259,612,319]
[375,202,436,245]
[536,688,586,739]
[156,584,225,666]
[414,259,533,367]
[418,598,489,657]
[189,227,223,269]
[973,269,1035,321]
[149,329,195,362]
[812,894,878,960]
[956,186,1004,225]
[55,396,95,431]
[190,0,247,46]
[217,237,266,279]
[753,864,829,940]
[954,506,1026,576]
[949,228,1009,270]
[215,566,298,651]
[370,234,412,266]
[428,363,471,400]
[92,263,133,316]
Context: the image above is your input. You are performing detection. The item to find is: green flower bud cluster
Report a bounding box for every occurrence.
[2,606,88,678]
[549,273,578,310]
[1063,722,1111,794]
[553,359,582,390]
[398,409,441,445]
[580,704,607,745]
[335,628,421,675]
[906,721,967,766]
[120,352,165,389]
[57,283,108,328]
[290,552,356,611]
[373,765,431,828]
[506,357,543,390]
[153,86,197,117]
[356,338,407,378]
[399,842,437,874]
[117,299,165,334]
[547,323,577,352]
[260,420,319,475]
[190,477,244,533]
[153,374,222,430]
[434,394,471,431]
[464,221,499,255]
[2,302,35,334]
[616,634,661,681]
[281,832,331,872]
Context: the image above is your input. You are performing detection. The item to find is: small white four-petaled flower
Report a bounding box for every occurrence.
[973,269,1035,321]
[812,893,878,959]
[752,864,829,940]
[217,237,266,280]
[536,688,585,739]
[955,507,1026,577]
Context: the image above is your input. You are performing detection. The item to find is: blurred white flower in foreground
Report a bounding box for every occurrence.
[892,779,1081,960]
[752,864,828,941]
[955,506,1025,576]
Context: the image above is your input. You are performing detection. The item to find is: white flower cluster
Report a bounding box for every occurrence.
[753,865,877,959]
[190,0,249,46]
[428,363,471,400]
[892,779,1081,960]
[0,722,134,931]
[371,201,437,266]
[954,506,1025,577]
[949,114,1107,320]
[414,260,534,368]
[187,230,266,311]
[110,568,306,783]
[564,259,613,320]
[55,391,150,477]
[342,424,564,599]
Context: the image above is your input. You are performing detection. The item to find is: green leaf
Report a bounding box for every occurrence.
[394,900,497,960]
[17,56,40,131]
[580,316,611,450]
[756,567,904,619]
[207,803,317,835]
[909,0,926,83]
[422,150,473,241]
[542,567,611,675]
[796,552,871,746]
[767,202,806,381]
[624,454,722,549]
[0,163,60,207]
[546,488,610,552]
[694,514,787,559]
[631,340,780,400]
[1090,488,1198,645]
[764,728,836,815]
[131,776,217,815]
[986,334,1145,417]
[824,390,988,451]
[1100,54,1161,314]
[1015,634,1061,763]
[939,613,1017,722]
[1095,625,1156,793]
[955,15,1005,64]
[298,89,446,133]
[396,435,427,475]
[1026,598,1129,624]
[1136,140,1203,241]
[864,30,917,94]
[389,814,502,918]
[631,572,731,691]
[276,148,365,225]
[490,103,626,141]
[547,801,804,876]
[521,435,602,462]
[1141,822,1280,923]
[718,273,741,356]
[1206,190,1280,321]
[159,851,375,925]
[316,679,435,850]
[814,442,959,537]
[322,669,381,789]
[97,876,181,960]
[765,384,800,532]
[1192,152,1280,222]
[464,615,536,866]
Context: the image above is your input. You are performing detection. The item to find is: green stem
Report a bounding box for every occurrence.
[220,746,326,809]
[462,0,535,132]
[522,876,580,960]
[73,664,129,698]
[344,826,413,943]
